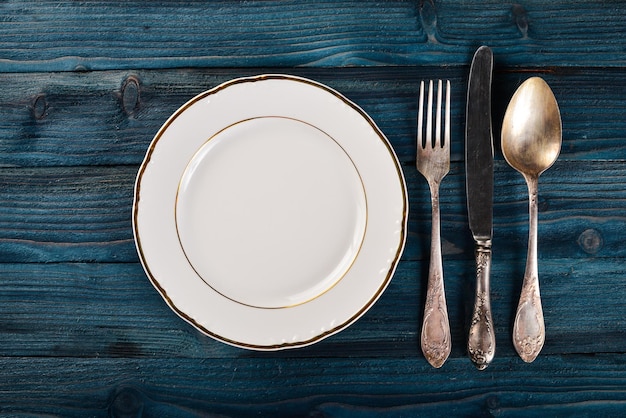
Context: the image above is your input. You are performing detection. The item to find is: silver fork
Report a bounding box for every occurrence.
[416,79,451,368]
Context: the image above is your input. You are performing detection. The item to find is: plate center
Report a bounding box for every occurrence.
[176,117,367,309]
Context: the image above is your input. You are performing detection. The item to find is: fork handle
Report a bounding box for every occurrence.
[468,243,495,370]
[420,185,451,368]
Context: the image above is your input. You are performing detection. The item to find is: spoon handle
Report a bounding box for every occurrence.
[420,184,451,368]
[468,243,495,370]
[513,176,545,362]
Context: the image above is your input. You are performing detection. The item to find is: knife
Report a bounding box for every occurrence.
[465,45,496,370]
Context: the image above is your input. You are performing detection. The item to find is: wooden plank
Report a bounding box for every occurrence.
[0,2,622,416]
[0,160,626,263]
[0,258,623,358]
[0,166,136,262]
[1,0,625,72]
[413,159,626,262]
[0,159,624,263]
[0,67,624,167]
[0,356,625,416]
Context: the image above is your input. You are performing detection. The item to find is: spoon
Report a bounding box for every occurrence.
[501,77,562,363]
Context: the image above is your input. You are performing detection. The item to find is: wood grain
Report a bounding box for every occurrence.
[1,0,625,414]
[0,166,135,262]
[0,257,624,359]
[0,356,625,417]
[0,160,624,263]
[1,0,625,72]
[0,67,624,167]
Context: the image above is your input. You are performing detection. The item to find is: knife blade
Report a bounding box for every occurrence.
[465,45,496,370]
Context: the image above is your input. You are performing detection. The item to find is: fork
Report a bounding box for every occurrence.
[416,79,451,368]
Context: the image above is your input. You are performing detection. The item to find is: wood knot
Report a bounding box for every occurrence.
[107,340,143,357]
[121,75,141,116]
[419,0,438,42]
[512,4,529,38]
[487,395,500,410]
[74,64,89,72]
[32,94,48,120]
[110,387,144,418]
[577,228,603,254]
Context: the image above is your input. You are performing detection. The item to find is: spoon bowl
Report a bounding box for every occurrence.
[502,77,562,178]
[501,76,562,363]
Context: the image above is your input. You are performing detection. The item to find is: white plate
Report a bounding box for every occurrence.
[133,75,407,350]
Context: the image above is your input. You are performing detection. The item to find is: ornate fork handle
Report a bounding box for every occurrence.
[420,180,451,368]
[416,79,451,368]
[468,243,495,370]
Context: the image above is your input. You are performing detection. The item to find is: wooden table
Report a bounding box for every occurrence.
[1,1,625,415]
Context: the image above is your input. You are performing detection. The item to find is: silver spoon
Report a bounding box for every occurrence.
[501,77,562,363]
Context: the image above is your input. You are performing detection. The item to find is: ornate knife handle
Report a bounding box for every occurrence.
[468,244,495,370]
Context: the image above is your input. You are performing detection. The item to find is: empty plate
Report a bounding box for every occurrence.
[133,75,407,350]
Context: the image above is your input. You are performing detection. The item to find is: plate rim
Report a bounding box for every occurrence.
[132,74,408,350]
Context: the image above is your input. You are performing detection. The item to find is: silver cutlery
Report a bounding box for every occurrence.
[417,79,452,368]
[501,77,562,362]
[465,46,496,370]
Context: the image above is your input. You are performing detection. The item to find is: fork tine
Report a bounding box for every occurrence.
[416,80,452,151]
[417,81,425,149]
[435,80,443,148]
[445,80,451,149]
[426,80,434,148]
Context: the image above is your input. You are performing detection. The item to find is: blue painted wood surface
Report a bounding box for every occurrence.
[0,0,625,416]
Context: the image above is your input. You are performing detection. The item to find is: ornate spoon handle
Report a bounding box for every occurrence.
[420,184,451,368]
[468,244,495,370]
[513,175,545,362]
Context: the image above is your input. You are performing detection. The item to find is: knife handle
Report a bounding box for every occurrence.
[468,244,495,370]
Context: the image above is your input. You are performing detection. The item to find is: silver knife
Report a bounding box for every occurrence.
[465,45,496,370]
